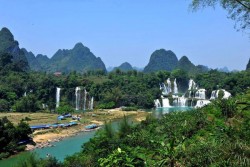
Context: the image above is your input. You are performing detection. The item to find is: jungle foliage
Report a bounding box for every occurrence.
[62,89,250,166]
[0,117,32,159]
[1,51,250,112]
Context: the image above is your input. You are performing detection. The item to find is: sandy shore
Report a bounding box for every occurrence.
[26,109,149,150]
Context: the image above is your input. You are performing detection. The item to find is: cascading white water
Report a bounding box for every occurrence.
[167,78,172,94]
[210,89,231,100]
[210,90,217,99]
[162,98,170,107]
[154,99,162,108]
[163,83,168,95]
[24,92,27,97]
[83,89,87,110]
[189,91,192,98]
[222,89,231,99]
[75,87,81,110]
[160,78,172,95]
[173,78,178,94]
[195,100,211,108]
[90,97,94,110]
[56,87,61,108]
[195,89,206,99]
[178,96,187,107]
[188,79,196,90]
[155,78,233,109]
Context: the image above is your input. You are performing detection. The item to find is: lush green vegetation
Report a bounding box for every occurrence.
[0,117,32,159]
[14,89,250,166]
[61,89,250,166]
[1,50,250,112]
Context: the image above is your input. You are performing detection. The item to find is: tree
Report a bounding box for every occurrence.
[190,0,250,33]
[56,104,74,114]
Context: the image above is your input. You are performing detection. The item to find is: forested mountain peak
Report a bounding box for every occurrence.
[143,49,178,73]
[114,62,133,72]
[49,42,106,73]
[0,27,14,44]
[0,27,29,70]
[176,56,197,74]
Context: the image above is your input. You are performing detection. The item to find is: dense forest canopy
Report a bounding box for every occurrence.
[1,49,250,113]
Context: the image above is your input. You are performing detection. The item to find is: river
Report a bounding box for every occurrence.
[0,120,122,167]
[0,108,191,167]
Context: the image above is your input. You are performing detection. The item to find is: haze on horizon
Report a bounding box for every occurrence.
[0,0,249,71]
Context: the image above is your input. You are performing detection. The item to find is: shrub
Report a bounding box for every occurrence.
[0,152,10,159]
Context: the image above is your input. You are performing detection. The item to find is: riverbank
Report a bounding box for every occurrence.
[6,109,149,151]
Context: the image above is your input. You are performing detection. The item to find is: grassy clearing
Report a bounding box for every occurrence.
[0,109,149,126]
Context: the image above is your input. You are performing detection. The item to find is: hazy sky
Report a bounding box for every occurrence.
[0,0,249,70]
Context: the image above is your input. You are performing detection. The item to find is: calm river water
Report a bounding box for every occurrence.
[0,108,191,167]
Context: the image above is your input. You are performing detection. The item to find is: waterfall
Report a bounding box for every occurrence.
[188,91,192,98]
[90,97,94,110]
[160,78,173,95]
[56,87,61,108]
[75,87,81,110]
[83,89,87,110]
[222,89,231,99]
[163,83,168,95]
[195,89,206,99]
[154,99,162,108]
[167,78,172,94]
[178,96,187,107]
[210,90,217,99]
[188,79,196,90]
[210,89,231,99]
[173,78,178,94]
[162,98,170,107]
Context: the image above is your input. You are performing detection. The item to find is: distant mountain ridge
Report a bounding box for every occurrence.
[0,27,106,73]
[143,49,210,74]
[48,43,106,73]
[1,27,240,74]
[113,62,133,72]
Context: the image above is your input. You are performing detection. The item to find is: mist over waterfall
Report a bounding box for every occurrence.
[56,87,61,108]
